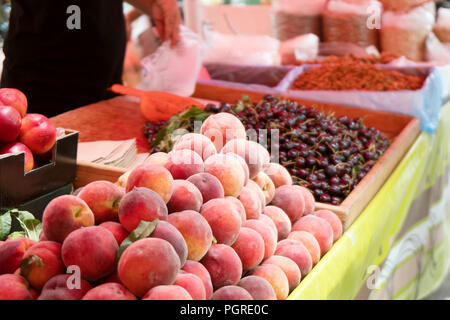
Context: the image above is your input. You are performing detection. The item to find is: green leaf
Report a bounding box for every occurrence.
[10,210,42,242]
[0,211,11,240]
[117,219,159,261]
[20,255,44,277]
[212,236,218,245]
[242,94,250,103]
[7,231,25,240]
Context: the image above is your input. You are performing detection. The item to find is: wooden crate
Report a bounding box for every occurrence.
[193,82,421,229]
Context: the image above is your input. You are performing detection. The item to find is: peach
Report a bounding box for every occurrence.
[227,152,250,185]
[182,260,213,299]
[238,276,277,300]
[226,196,247,226]
[315,210,343,242]
[0,274,33,300]
[125,163,174,203]
[292,215,334,257]
[82,283,137,300]
[246,180,266,209]
[187,172,225,203]
[168,210,213,261]
[117,170,132,189]
[42,195,95,243]
[38,274,92,300]
[145,152,170,166]
[0,106,22,143]
[252,172,276,204]
[78,180,125,224]
[167,180,203,213]
[165,149,204,180]
[258,214,278,239]
[0,142,35,173]
[20,241,64,290]
[0,238,35,275]
[97,271,123,285]
[118,187,168,232]
[200,244,242,289]
[99,222,129,246]
[295,186,315,216]
[118,238,181,297]
[287,231,321,265]
[0,88,28,117]
[275,239,312,277]
[263,255,301,292]
[244,219,277,260]
[62,226,118,281]
[263,206,292,241]
[200,113,247,151]
[211,286,253,300]
[174,271,206,300]
[238,186,262,220]
[142,285,192,300]
[200,198,241,246]
[231,227,264,271]
[19,113,56,155]
[173,133,217,161]
[250,264,289,300]
[271,185,306,223]
[151,220,188,267]
[264,163,293,188]
[204,154,246,197]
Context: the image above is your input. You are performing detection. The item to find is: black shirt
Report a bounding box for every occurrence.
[1,0,127,117]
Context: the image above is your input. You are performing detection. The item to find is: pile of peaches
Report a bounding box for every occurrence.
[0,88,58,172]
[0,112,343,300]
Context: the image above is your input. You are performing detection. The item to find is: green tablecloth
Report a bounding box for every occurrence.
[288,102,450,300]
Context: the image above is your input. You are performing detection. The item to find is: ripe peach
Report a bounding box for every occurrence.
[231,227,265,271]
[38,274,92,300]
[246,179,266,209]
[19,113,56,155]
[151,220,188,267]
[167,180,203,213]
[20,241,64,290]
[200,198,241,246]
[244,219,277,260]
[82,283,136,300]
[0,274,33,300]
[271,185,306,223]
[250,264,289,300]
[292,215,334,257]
[125,163,174,203]
[174,271,206,300]
[258,214,279,239]
[168,210,213,261]
[263,206,292,241]
[315,210,343,242]
[238,276,277,300]
[252,172,276,204]
[187,172,225,203]
[201,244,242,289]
[0,238,35,275]
[238,186,262,220]
[287,231,321,265]
[212,286,253,300]
[142,285,192,300]
[264,163,293,188]
[263,255,301,292]
[275,239,312,277]
[42,195,95,243]
[204,154,246,197]
[0,106,22,143]
[118,238,181,297]
[165,149,204,180]
[173,133,217,161]
[97,271,123,285]
[117,170,132,189]
[200,113,247,151]
[0,142,35,173]
[145,152,170,166]
[99,222,129,246]
[226,196,247,226]
[227,152,250,185]
[118,187,168,232]
[295,186,315,216]
[78,180,124,224]
[182,260,213,299]
[62,226,118,281]
[0,88,28,117]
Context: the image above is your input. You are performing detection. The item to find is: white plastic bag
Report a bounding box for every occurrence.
[279,34,319,64]
[137,25,205,97]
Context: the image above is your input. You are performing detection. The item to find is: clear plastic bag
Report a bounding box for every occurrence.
[137,25,205,97]
[279,34,320,65]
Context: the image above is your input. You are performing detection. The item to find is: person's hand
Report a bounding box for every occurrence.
[149,0,181,47]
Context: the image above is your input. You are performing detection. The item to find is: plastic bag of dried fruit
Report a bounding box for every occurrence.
[138,25,205,97]
[433,7,450,43]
